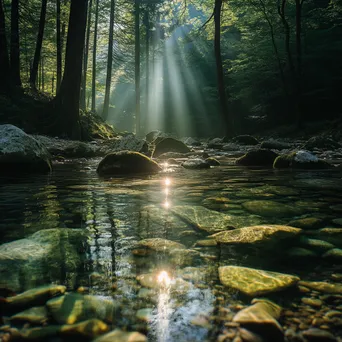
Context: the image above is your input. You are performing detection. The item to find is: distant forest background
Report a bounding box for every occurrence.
[0,0,341,138]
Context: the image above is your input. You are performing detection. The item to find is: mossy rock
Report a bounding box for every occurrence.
[97,151,161,175]
[152,137,190,158]
[232,135,259,145]
[287,217,324,230]
[236,149,278,166]
[273,150,333,169]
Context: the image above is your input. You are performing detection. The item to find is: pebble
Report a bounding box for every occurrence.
[303,328,337,341]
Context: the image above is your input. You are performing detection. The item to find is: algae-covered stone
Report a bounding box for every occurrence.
[97,151,161,175]
[46,293,119,324]
[182,158,210,169]
[4,284,66,311]
[94,329,147,342]
[305,228,342,247]
[10,306,49,325]
[287,217,324,230]
[0,124,52,173]
[233,299,283,341]
[171,205,263,233]
[273,150,333,169]
[236,149,278,166]
[211,225,301,249]
[298,236,335,252]
[152,137,190,158]
[302,328,337,342]
[219,266,300,296]
[323,248,342,260]
[0,229,85,291]
[298,281,342,294]
[286,247,318,258]
[242,200,303,217]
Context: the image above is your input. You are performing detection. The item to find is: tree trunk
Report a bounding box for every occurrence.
[91,0,99,112]
[41,56,45,91]
[144,7,150,133]
[80,0,93,111]
[103,0,115,120]
[30,0,48,89]
[56,0,62,92]
[51,0,88,139]
[134,0,141,136]
[10,0,21,87]
[214,0,232,136]
[0,0,10,94]
[295,0,303,127]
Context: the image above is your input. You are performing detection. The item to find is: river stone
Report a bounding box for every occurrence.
[219,266,300,296]
[182,158,210,169]
[303,136,341,150]
[298,236,335,252]
[305,228,342,247]
[207,137,223,148]
[232,135,259,145]
[242,200,303,217]
[94,329,147,342]
[152,137,190,158]
[298,281,342,294]
[171,205,263,233]
[47,293,119,325]
[184,137,201,146]
[210,225,301,249]
[134,238,186,252]
[287,217,324,230]
[260,139,291,150]
[136,308,153,322]
[323,248,342,260]
[158,151,188,159]
[233,299,283,341]
[0,124,52,173]
[19,319,109,340]
[332,218,342,226]
[236,149,278,166]
[97,151,161,175]
[113,134,148,153]
[0,229,85,291]
[10,306,49,325]
[286,247,318,258]
[302,328,337,341]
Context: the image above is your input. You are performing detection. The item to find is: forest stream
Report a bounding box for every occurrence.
[1,155,342,341]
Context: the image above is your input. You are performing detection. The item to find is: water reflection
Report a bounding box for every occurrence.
[162,177,172,209]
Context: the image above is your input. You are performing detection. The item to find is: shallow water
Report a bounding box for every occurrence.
[1,159,342,340]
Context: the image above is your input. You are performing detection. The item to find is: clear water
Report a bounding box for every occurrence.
[1,158,342,340]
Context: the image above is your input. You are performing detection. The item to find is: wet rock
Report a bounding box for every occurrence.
[323,248,342,260]
[236,149,278,166]
[93,329,147,342]
[298,281,342,294]
[136,308,153,322]
[46,293,120,324]
[219,266,299,296]
[302,328,337,341]
[97,151,161,175]
[260,139,291,150]
[158,151,188,159]
[171,205,263,233]
[184,137,201,146]
[152,137,190,158]
[301,298,323,308]
[205,157,220,166]
[10,306,49,325]
[19,319,108,340]
[232,135,259,145]
[302,136,341,150]
[287,218,324,230]
[211,225,301,249]
[0,229,85,291]
[113,134,148,153]
[207,138,223,149]
[305,228,342,247]
[134,238,186,252]
[233,299,283,341]
[298,236,335,253]
[182,158,210,169]
[286,247,318,258]
[273,150,333,169]
[202,197,240,211]
[242,200,303,217]
[0,124,51,173]
[195,239,218,247]
[145,130,165,143]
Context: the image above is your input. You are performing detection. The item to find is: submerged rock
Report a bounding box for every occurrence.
[302,328,337,341]
[287,217,324,230]
[0,124,51,173]
[233,299,283,341]
[10,306,49,325]
[97,151,161,175]
[93,329,147,342]
[305,228,342,247]
[273,150,333,169]
[0,229,85,291]
[134,238,186,252]
[46,293,119,324]
[182,158,210,169]
[236,149,278,166]
[242,200,303,217]
[298,281,342,294]
[219,266,299,296]
[152,137,190,158]
[210,225,301,249]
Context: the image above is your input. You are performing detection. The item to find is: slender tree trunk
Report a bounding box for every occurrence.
[144,7,150,132]
[52,0,88,139]
[214,0,232,136]
[81,0,93,110]
[10,0,21,87]
[56,0,62,92]
[91,0,99,112]
[295,0,303,127]
[52,72,55,94]
[0,0,10,94]
[30,0,48,89]
[134,0,141,136]
[42,56,45,91]
[103,0,115,120]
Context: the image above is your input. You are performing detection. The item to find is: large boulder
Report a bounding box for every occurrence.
[219,266,300,296]
[97,151,161,175]
[236,149,278,166]
[0,124,51,173]
[152,137,190,158]
[210,225,301,249]
[232,135,259,145]
[0,229,86,291]
[113,134,148,153]
[273,150,333,169]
